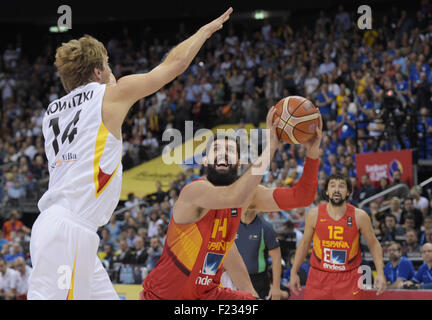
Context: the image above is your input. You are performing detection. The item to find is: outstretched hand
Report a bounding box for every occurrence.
[202,7,233,38]
[266,106,281,154]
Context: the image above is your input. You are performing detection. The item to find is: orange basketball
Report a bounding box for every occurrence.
[272,96,319,144]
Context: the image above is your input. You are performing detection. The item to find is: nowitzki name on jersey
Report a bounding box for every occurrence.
[46,90,94,115]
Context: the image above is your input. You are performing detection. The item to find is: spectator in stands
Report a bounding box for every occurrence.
[381,214,406,246]
[133,236,148,265]
[145,236,163,272]
[106,215,124,240]
[99,243,117,274]
[0,256,18,300]
[420,216,432,245]
[98,228,114,251]
[424,226,432,245]
[13,257,31,300]
[124,192,140,218]
[408,243,432,289]
[115,239,136,265]
[147,209,163,238]
[125,226,139,248]
[2,210,29,241]
[356,174,377,206]
[14,228,30,254]
[384,241,416,289]
[410,186,429,217]
[401,197,424,230]
[369,200,385,230]
[403,229,422,258]
[0,231,7,252]
[141,131,159,160]
[145,181,167,203]
[4,242,25,264]
[387,197,404,224]
[382,171,410,205]
[376,177,391,203]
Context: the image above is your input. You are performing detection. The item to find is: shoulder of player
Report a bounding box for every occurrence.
[354,207,369,218]
[177,179,208,199]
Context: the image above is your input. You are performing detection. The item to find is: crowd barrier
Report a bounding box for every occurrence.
[114,284,432,300]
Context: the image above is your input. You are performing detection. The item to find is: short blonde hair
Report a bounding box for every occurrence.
[55,35,107,92]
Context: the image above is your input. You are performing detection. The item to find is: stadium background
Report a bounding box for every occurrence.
[1,0,432,300]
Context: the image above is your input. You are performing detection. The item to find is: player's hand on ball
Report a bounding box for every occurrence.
[303,110,322,159]
[289,273,301,296]
[266,106,280,154]
[202,7,233,38]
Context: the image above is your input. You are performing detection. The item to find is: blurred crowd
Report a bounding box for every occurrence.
[1,2,432,295]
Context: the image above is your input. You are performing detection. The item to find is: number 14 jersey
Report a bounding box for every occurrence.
[310,203,362,272]
[38,82,122,227]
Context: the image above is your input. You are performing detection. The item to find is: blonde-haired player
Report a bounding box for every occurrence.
[28,8,234,300]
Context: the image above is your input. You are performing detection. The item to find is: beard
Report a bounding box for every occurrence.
[329,194,347,206]
[206,163,238,186]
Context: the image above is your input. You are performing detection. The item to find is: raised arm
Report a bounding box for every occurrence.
[103,8,233,134]
[173,107,280,224]
[248,113,322,212]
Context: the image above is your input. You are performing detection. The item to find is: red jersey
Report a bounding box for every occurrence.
[310,203,362,272]
[142,204,241,300]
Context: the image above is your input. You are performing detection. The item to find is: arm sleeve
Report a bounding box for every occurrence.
[273,157,319,210]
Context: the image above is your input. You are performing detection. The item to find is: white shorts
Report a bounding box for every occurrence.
[28,205,119,300]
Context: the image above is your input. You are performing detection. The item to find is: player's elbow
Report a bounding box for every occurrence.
[297,189,316,208]
[171,57,188,76]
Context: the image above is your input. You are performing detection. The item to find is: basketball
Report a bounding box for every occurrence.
[273,96,320,144]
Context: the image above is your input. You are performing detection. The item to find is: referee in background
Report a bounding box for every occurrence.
[236,209,288,300]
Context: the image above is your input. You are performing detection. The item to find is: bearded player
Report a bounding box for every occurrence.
[141,108,322,300]
[28,8,234,299]
[289,173,387,300]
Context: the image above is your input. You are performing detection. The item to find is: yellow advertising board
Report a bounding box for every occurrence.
[114,284,142,300]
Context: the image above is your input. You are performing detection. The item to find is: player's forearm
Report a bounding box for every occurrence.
[369,240,385,276]
[163,27,211,74]
[273,157,319,210]
[228,143,275,205]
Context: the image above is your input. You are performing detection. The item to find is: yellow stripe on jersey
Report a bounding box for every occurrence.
[313,233,322,259]
[93,122,120,197]
[167,223,203,271]
[349,232,360,260]
[66,249,77,300]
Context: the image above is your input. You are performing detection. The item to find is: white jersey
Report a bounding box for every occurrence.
[38,82,122,227]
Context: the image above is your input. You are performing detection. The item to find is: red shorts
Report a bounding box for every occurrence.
[141,285,256,300]
[304,267,364,300]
